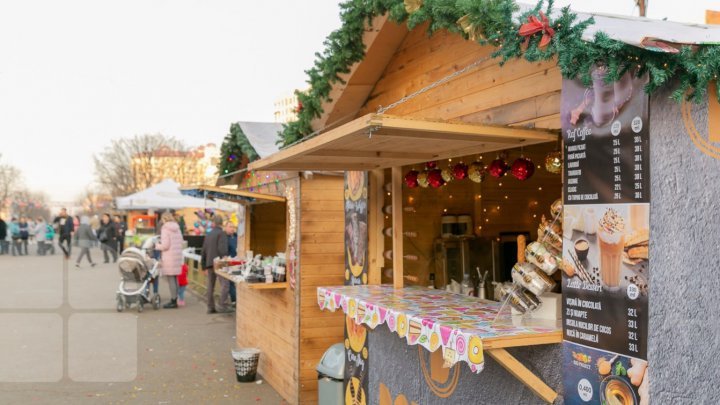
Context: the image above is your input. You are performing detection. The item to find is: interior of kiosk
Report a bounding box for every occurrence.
[381,142,563,303]
[250,114,565,310]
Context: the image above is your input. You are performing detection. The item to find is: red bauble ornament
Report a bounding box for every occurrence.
[425,161,438,169]
[488,158,509,178]
[427,169,445,188]
[510,157,535,181]
[404,170,419,188]
[452,163,468,180]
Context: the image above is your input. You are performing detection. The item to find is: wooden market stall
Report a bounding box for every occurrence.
[184,122,347,404]
[247,5,720,404]
[249,18,567,398]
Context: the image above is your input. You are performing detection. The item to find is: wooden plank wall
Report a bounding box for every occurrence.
[381,144,562,286]
[357,24,562,130]
[250,202,287,256]
[236,285,298,403]
[298,174,346,404]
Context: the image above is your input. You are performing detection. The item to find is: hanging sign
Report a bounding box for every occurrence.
[561,68,650,404]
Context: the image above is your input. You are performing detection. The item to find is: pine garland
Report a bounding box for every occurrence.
[274,0,720,147]
[218,122,259,175]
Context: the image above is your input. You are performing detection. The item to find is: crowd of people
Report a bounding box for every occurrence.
[0,207,238,313]
[0,208,126,264]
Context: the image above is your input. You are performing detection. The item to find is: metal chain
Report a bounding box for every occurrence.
[376,55,495,115]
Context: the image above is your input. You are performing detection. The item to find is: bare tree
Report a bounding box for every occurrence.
[12,189,51,220]
[75,187,114,215]
[0,154,23,215]
[94,134,204,197]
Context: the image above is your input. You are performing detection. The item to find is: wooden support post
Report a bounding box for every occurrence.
[243,205,252,254]
[486,348,558,404]
[391,166,403,289]
[368,169,385,285]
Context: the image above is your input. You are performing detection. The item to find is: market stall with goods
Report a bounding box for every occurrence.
[249,1,720,403]
[185,121,347,404]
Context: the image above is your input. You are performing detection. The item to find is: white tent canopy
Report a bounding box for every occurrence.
[116,179,234,210]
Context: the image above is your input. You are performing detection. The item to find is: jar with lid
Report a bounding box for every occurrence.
[511,262,556,296]
[525,242,562,276]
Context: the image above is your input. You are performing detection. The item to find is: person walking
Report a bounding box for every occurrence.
[53,208,74,257]
[113,215,126,253]
[154,211,184,309]
[18,217,29,255]
[98,214,118,263]
[201,215,229,314]
[0,216,7,255]
[75,216,96,268]
[177,263,188,307]
[34,217,47,255]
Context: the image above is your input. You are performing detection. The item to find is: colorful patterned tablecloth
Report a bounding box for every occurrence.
[317,285,561,373]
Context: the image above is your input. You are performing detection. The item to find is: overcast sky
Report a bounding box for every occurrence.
[0,0,715,202]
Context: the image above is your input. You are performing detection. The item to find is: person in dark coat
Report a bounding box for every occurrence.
[113,215,126,253]
[201,215,229,314]
[98,213,118,263]
[18,217,29,255]
[53,208,74,258]
[0,216,7,255]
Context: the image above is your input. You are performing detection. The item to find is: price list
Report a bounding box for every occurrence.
[564,114,650,205]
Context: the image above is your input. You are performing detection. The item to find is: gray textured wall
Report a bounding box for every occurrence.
[648,88,720,403]
[368,326,563,404]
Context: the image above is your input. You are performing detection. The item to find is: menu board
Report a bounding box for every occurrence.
[561,69,650,405]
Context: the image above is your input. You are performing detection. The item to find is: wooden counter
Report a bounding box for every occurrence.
[318,285,562,403]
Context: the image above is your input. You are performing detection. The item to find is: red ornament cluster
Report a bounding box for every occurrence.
[403,155,535,189]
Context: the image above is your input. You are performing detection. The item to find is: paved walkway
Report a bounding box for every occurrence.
[0,248,284,404]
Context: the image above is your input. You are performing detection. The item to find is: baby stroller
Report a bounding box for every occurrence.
[115,238,162,313]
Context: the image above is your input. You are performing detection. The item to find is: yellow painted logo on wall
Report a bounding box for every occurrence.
[682,82,720,160]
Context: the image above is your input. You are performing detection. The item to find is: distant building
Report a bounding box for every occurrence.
[131,143,219,189]
[273,91,301,123]
[708,10,720,24]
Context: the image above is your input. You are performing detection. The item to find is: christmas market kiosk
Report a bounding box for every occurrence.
[249,2,720,404]
[183,121,347,404]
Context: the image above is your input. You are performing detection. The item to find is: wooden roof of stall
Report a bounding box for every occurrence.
[249,113,557,171]
[180,185,285,205]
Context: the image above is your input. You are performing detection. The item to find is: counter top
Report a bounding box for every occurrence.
[317,285,561,373]
[216,270,288,289]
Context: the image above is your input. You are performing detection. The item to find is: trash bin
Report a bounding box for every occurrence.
[231,348,260,382]
[316,343,345,405]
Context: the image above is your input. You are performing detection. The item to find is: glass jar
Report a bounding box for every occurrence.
[511,262,556,296]
[525,242,562,275]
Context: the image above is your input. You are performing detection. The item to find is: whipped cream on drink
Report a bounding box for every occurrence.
[598,208,625,242]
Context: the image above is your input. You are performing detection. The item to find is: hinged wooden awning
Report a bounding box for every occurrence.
[249,114,558,171]
[180,185,285,205]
